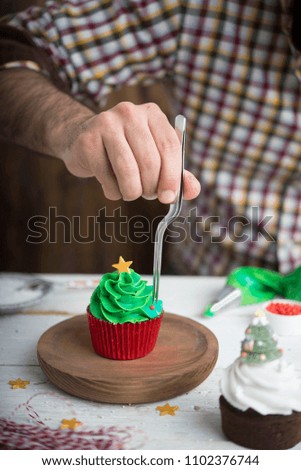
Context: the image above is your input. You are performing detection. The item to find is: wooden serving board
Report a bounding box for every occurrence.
[37,313,218,404]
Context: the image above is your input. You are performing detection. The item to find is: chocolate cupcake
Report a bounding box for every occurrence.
[219,310,301,449]
[87,256,163,360]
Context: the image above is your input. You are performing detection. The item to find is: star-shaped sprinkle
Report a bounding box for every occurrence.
[60,418,82,430]
[112,256,133,274]
[8,378,30,389]
[156,403,179,416]
[255,309,265,318]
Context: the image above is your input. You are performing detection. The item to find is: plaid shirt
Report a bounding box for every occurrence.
[2,0,301,275]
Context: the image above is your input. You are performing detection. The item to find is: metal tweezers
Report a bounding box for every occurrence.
[152,114,186,303]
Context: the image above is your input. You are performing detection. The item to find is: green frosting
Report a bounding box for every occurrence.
[90,269,163,324]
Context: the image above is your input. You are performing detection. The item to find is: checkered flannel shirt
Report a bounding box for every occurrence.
[1,0,300,275]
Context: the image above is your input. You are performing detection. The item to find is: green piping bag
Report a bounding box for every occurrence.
[203,265,301,317]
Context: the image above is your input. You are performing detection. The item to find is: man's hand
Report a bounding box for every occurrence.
[60,102,200,203]
[0,70,200,203]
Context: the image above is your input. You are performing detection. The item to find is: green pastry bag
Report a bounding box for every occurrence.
[204,265,301,317]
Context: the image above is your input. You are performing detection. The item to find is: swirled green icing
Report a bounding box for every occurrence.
[90,269,163,324]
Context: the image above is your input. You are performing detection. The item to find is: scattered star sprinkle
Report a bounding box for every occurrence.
[156,403,179,416]
[60,418,82,430]
[255,309,265,318]
[8,378,30,389]
[112,256,133,274]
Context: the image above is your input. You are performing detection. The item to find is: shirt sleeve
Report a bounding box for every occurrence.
[0,24,69,93]
[1,0,182,107]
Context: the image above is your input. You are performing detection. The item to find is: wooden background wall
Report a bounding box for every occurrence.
[0,1,172,274]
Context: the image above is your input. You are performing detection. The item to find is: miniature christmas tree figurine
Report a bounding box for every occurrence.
[240,310,282,364]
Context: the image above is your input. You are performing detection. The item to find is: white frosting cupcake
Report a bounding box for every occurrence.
[220,357,301,415]
[219,310,301,449]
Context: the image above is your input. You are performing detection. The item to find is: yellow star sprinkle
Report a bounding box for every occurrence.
[112,256,133,274]
[8,378,30,389]
[255,309,265,317]
[156,403,179,416]
[60,418,82,430]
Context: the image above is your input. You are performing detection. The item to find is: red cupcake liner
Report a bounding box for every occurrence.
[87,307,163,360]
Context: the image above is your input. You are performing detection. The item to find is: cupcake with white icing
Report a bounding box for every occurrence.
[219,310,301,449]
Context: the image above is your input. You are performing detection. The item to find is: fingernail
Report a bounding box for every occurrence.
[159,190,176,204]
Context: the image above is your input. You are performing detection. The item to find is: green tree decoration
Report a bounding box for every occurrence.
[240,310,283,364]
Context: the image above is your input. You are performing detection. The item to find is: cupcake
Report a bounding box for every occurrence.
[220,310,301,449]
[87,256,163,360]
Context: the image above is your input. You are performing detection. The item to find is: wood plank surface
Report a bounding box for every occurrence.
[2,275,301,449]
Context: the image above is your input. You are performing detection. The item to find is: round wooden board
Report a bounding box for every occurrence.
[37,313,218,404]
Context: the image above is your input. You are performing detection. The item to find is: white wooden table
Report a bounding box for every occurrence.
[1,274,301,450]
